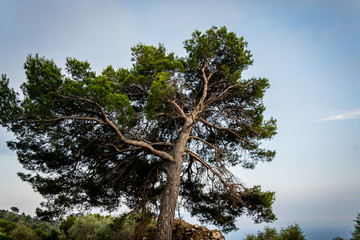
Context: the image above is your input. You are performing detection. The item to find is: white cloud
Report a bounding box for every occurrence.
[321,109,360,121]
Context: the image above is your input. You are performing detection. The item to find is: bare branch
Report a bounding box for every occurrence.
[184,149,248,202]
[198,117,258,147]
[189,135,233,163]
[205,82,252,107]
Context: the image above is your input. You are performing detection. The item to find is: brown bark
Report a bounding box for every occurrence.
[155,119,191,240]
[154,159,183,240]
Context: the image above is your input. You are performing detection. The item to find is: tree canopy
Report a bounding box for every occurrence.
[0,26,277,238]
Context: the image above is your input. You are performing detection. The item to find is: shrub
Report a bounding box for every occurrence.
[67,214,113,240]
[0,220,16,235]
[10,222,38,240]
[244,224,306,240]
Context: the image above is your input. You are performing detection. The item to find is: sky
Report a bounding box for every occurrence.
[0,0,359,239]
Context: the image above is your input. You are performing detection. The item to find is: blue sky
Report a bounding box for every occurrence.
[0,0,359,239]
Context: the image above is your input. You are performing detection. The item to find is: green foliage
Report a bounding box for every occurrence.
[334,212,360,240]
[111,211,155,240]
[244,224,306,240]
[59,216,76,238]
[351,213,360,240]
[58,213,153,240]
[0,26,277,233]
[0,209,156,240]
[0,210,55,233]
[10,208,19,214]
[180,183,276,233]
[66,214,112,240]
[0,209,60,240]
[243,186,276,224]
[33,228,48,239]
[184,26,253,80]
[131,43,184,76]
[0,75,21,130]
[0,232,12,240]
[245,226,279,240]
[145,72,174,119]
[10,222,38,240]
[0,220,16,234]
[279,224,306,240]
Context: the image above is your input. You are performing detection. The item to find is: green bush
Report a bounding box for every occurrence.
[245,226,279,240]
[59,216,76,239]
[351,213,360,240]
[0,232,12,240]
[279,224,305,240]
[67,214,113,240]
[0,220,16,235]
[244,224,306,240]
[10,222,38,240]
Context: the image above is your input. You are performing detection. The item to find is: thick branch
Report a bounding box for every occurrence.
[195,57,213,112]
[195,57,222,115]
[59,94,175,162]
[167,100,186,118]
[103,113,174,162]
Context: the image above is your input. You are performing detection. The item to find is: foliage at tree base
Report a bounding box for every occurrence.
[143,218,225,240]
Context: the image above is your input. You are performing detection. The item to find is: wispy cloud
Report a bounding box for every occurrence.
[320,109,360,121]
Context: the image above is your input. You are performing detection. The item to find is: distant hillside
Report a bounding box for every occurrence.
[0,209,57,232]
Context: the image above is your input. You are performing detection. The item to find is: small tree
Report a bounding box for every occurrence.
[0,219,16,235]
[67,214,113,240]
[10,207,19,214]
[244,224,306,240]
[245,226,279,240]
[59,216,76,239]
[279,224,306,240]
[351,213,360,240]
[0,26,277,239]
[10,222,38,240]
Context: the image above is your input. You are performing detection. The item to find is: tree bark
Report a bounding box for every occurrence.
[155,159,183,240]
[155,120,191,240]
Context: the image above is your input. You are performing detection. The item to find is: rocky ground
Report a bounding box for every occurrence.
[143,219,225,240]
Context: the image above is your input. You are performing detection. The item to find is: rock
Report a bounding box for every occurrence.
[212,231,222,239]
[143,218,225,240]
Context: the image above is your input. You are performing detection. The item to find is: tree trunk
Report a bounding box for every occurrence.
[155,159,183,240]
[155,120,191,240]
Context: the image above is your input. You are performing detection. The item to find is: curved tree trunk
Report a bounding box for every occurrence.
[155,120,191,240]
